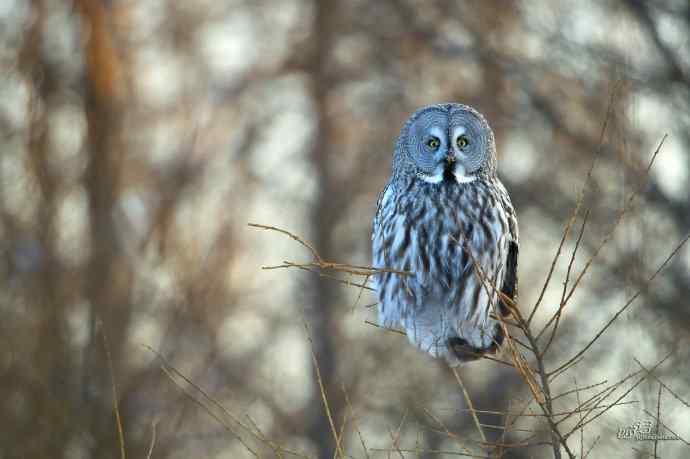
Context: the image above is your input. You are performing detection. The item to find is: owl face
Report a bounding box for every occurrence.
[400,104,495,184]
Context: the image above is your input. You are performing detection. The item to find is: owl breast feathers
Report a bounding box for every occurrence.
[372,103,518,366]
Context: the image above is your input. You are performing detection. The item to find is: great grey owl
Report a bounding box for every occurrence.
[372,103,518,366]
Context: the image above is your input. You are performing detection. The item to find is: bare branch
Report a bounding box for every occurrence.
[551,233,688,378]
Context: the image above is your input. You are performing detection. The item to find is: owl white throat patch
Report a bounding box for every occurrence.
[418,167,477,184]
[453,172,478,184]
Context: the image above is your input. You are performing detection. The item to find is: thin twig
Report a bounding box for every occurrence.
[421,407,473,455]
[249,223,322,261]
[574,378,584,459]
[342,384,370,459]
[304,322,346,459]
[561,209,589,306]
[388,409,408,459]
[334,406,349,459]
[250,223,411,278]
[526,205,583,327]
[565,352,672,437]
[142,345,263,457]
[368,448,489,458]
[527,85,619,326]
[478,423,537,433]
[499,397,537,458]
[265,262,374,290]
[452,368,487,445]
[634,358,690,409]
[654,381,662,459]
[351,274,371,312]
[555,369,643,427]
[145,418,158,459]
[364,320,407,335]
[245,413,286,459]
[102,326,127,459]
[550,233,688,378]
[537,209,590,354]
[551,379,609,401]
[641,408,690,446]
[548,355,586,383]
[497,400,510,459]
[158,363,258,457]
[561,134,667,308]
[582,435,600,459]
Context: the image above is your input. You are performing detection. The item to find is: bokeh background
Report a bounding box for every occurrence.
[1,0,689,458]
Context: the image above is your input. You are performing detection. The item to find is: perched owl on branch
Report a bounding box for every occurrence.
[372,103,518,366]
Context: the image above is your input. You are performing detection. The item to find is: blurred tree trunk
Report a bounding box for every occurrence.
[305,0,345,457]
[76,0,135,455]
[18,0,73,455]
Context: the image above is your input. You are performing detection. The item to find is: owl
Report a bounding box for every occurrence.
[372,103,518,366]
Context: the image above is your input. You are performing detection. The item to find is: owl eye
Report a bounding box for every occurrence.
[426,136,441,150]
[456,135,470,149]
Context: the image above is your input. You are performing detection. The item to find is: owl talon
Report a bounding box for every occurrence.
[447,337,497,362]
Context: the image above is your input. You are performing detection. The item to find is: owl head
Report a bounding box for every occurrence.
[393,103,497,184]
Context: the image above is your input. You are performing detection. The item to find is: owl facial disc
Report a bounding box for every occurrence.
[404,105,488,185]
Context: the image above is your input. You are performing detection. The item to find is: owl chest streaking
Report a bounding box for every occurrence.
[372,103,518,366]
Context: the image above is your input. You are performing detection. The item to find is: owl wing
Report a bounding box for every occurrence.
[463,176,516,359]
[498,184,519,317]
[499,240,518,316]
[371,182,389,275]
[372,182,394,242]
[371,181,404,327]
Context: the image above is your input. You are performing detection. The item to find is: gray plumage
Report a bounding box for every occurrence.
[372,103,518,366]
